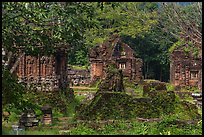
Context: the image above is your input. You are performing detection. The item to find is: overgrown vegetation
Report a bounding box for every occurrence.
[2,69,26,112]
[77,79,200,121]
[2,2,202,135]
[2,68,79,123]
[3,117,202,135]
[66,119,202,135]
[2,67,202,135]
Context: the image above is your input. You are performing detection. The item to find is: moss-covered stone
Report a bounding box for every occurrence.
[77,92,132,120]
[77,91,162,120]
[98,64,125,92]
[76,89,200,121]
[143,80,167,96]
[131,98,160,118]
[148,90,176,114]
[173,100,201,120]
[76,69,200,121]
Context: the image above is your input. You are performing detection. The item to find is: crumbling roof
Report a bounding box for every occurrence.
[89,34,135,61]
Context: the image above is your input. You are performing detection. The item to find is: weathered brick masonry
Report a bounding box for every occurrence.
[170,50,202,89]
[89,34,143,83]
[15,48,68,91]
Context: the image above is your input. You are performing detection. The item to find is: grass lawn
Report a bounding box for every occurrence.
[2,81,202,135]
[2,117,202,135]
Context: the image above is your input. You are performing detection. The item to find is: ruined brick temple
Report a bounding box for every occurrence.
[14,34,143,89]
[14,47,68,91]
[170,49,202,89]
[89,34,143,83]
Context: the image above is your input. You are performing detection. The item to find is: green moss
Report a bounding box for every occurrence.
[89,79,101,88]
[72,87,97,92]
[143,81,167,96]
[123,78,135,87]
[178,86,201,93]
[169,39,186,53]
[75,95,87,102]
[2,126,13,135]
[77,91,162,120]
[77,92,134,120]
[77,75,201,121]
[130,98,160,118]
[177,101,200,120]
[166,83,175,91]
[71,65,88,70]
[77,87,201,121]
[154,91,175,113]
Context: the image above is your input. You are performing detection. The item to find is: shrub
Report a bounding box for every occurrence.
[2,69,26,110]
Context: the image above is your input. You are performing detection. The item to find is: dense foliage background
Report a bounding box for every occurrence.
[2,2,201,80]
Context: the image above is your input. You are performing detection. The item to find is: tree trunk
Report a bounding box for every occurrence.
[160,68,162,81]
[10,53,25,74]
[146,62,149,79]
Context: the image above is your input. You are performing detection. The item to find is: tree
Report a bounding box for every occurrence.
[84,2,174,81]
[2,2,96,73]
[84,2,159,47]
[2,2,100,110]
[122,26,176,82]
[158,2,202,57]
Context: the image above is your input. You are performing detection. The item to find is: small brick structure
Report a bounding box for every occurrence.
[19,109,39,127]
[89,34,143,84]
[170,49,202,89]
[41,105,52,125]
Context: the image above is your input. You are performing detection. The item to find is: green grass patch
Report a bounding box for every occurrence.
[2,116,202,135]
[75,95,87,102]
[177,86,201,93]
[24,127,59,135]
[72,87,97,92]
[71,65,89,70]
[166,83,175,91]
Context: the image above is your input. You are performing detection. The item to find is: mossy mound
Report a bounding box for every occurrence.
[77,90,175,120]
[148,90,176,114]
[131,97,160,118]
[173,100,201,120]
[77,92,135,120]
[76,90,201,121]
[77,66,200,121]
[143,80,167,96]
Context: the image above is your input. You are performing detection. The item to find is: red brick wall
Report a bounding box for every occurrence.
[91,62,103,80]
[170,50,202,88]
[15,52,68,91]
